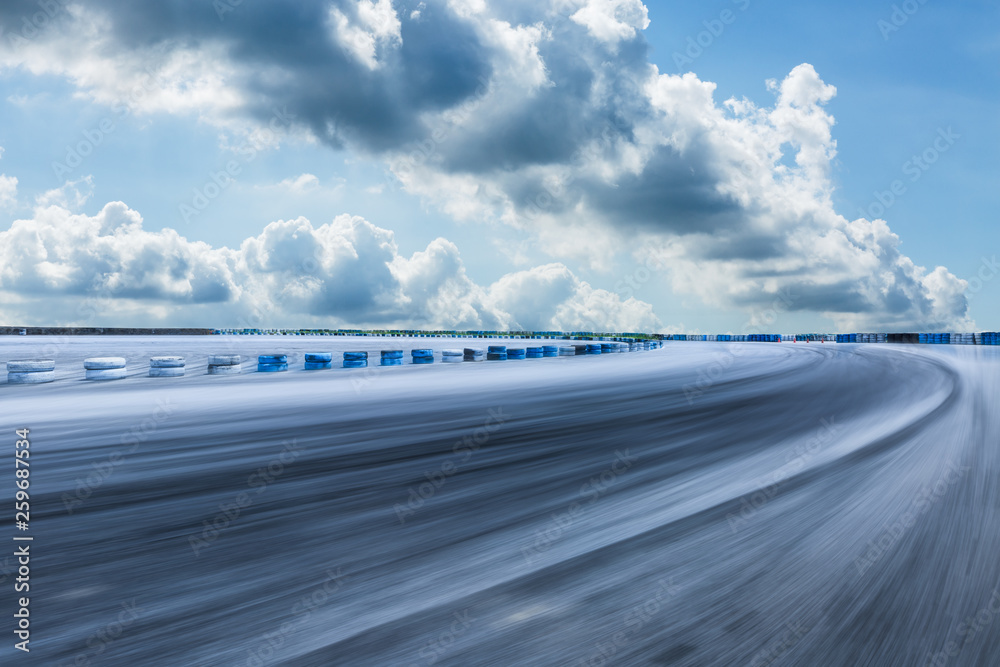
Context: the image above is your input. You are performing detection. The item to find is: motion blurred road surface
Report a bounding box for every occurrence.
[1,337,998,666]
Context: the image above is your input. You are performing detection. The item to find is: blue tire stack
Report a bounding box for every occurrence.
[305,353,333,370]
[381,350,403,366]
[600,343,613,354]
[587,344,602,355]
[258,354,288,373]
[487,346,507,361]
[508,348,526,360]
[344,351,368,368]
[412,349,434,365]
[526,347,543,359]
[542,345,558,358]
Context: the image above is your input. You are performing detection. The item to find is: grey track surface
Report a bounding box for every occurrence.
[1,337,998,666]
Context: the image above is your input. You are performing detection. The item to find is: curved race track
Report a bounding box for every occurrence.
[1,338,998,666]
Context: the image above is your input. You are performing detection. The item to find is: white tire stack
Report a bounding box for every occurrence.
[85,357,127,381]
[558,346,575,356]
[150,356,185,377]
[442,349,464,363]
[208,354,242,375]
[7,359,56,385]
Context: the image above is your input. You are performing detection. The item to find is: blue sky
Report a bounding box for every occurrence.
[0,0,996,332]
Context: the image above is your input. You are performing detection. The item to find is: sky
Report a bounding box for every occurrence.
[0,0,996,333]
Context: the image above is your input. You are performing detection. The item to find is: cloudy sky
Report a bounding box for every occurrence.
[0,0,996,333]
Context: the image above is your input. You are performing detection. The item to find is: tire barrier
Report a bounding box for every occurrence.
[150,367,185,378]
[150,356,185,377]
[85,357,127,370]
[587,344,602,355]
[304,353,333,370]
[8,370,56,384]
[575,345,588,355]
[258,355,288,373]
[8,359,55,373]
[507,348,526,360]
[442,349,464,363]
[381,350,403,366]
[150,356,185,368]
[7,359,56,385]
[209,355,241,375]
[86,367,127,381]
[559,346,575,356]
[542,345,559,358]
[464,348,485,362]
[412,349,434,365]
[526,347,543,359]
[600,343,613,354]
[343,351,368,369]
[84,357,127,381]
[487,345,507,361]
[209,355,241,366]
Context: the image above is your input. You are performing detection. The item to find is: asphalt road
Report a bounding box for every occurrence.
[1,337,997,666]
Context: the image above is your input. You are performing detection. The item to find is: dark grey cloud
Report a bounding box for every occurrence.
[583,146,744,233]
[47,0,493,151]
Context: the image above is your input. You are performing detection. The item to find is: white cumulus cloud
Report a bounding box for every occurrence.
[0,201,656,330]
